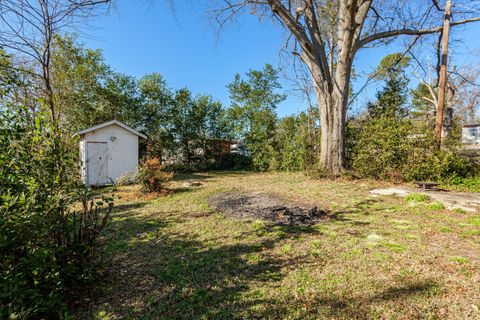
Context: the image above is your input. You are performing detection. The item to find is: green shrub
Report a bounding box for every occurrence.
[448,176,480,192]
[404,150,477,182]
[428,202,446,211]
[0,109,113,318]
[165,159,211,173]
[450,256,470,264]
[115,174,135,186]
[346,67,478,183]
[348,115,477,183]
[404,193,429,202]
[349,117,414,180]
[136,157,173,192]
[215,153,252,170]
[274,113,319,172]
[347,70,415,180]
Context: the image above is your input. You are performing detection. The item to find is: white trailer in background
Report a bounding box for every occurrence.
[462,124,480,148]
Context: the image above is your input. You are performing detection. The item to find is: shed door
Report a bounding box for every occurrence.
[87,142,108,186]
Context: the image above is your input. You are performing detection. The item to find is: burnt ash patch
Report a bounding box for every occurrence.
[208,192,327,226]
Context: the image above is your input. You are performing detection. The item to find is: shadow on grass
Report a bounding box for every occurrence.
[172,173,213,182]
[165,186,198,195]
[173,171,252,182]
[266,224,320,239]
[78,212,286,319]
[143,237,283,319]
[76,199,444,319]
[305,280,442,319]
[112,201,148,214]
[329,198,384,224]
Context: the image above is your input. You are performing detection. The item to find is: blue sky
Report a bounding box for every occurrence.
[81,1,480,117]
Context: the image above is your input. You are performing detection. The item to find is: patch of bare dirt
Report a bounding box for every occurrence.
[209,192,327,225]
[370,187,480,212]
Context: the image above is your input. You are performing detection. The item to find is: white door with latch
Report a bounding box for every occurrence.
[87,142,108,186]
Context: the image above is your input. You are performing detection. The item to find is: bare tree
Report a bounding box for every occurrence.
[450,67,480,125]
[214,0,480,174]
[461,90,480,125]
[0,0,110,123]
[413,63,480,140]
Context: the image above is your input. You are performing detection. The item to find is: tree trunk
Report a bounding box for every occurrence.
[314,79,347,175]
[301,0,355,175]
[309,48,351,175]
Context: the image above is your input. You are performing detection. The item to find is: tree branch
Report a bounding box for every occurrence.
[303,0,331,85]
[357,16,480,49]
[267,0,312,56]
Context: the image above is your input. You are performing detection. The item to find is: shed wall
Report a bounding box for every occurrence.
[80,124,139,185]
[79,137,86,184]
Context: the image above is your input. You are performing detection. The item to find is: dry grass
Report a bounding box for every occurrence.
[76,172,480,320]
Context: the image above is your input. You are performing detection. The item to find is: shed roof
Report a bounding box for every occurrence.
[75,120,147,139]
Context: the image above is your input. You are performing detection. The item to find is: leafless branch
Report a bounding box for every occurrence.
[0,0,110,122]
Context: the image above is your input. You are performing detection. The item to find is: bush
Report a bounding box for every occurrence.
[162,152,252,173]
[448,176,480,192]
[136,157,173,192]
[165,159,215,173]
[404,150,477,182]
[404,193,429,202]
[214,153,252,170]
[0,109,113,318]
[274,113,320,172]
[347,115,478,183]
[428,202,446,211]
[115,174,135,186]
[349,117,414,180]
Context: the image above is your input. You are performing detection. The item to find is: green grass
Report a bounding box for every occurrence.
[450,256,470,264]
[75,172,480,320]
[280,243,293,255]
[428,202,446,211]
[404,193,430,203]
[447,176,480,192]
[466,216,480,227]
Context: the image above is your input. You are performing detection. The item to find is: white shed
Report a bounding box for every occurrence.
[75,120,147,186]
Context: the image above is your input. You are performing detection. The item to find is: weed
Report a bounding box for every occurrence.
[428,202,445,211]
[462,229,480,238]
[466,216,480,227]
[246,253,261,263]
[309,248,322,257]
[251,220,266,235]
[366,233,384,247]
[94,309,112,320]
[439,226,453,233]
[372,251,392,262]
[384,241,406,253]
[404,234,420,240]
[281,244,292,255]
[404,193,429,203]
[450,256,470,264]
[310,239,322,248]
[252,289,265,298]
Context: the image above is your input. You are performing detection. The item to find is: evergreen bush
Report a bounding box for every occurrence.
[0,108,113,318]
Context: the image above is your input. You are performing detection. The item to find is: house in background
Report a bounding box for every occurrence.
[75,120,147,186]
[462,124,480,147]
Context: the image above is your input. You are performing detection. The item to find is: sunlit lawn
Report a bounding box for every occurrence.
[78,172,480,319]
